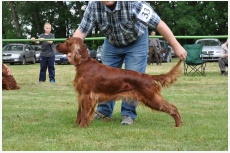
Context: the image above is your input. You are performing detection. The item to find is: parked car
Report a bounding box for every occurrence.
[87,47,97,59]
[194,38,222,61]
[96,45,103,63]
[55,51,69,65]
[159,40,172,62]
[31,44,41,62]
[2,43,36,65]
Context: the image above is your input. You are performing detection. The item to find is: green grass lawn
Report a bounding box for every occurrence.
[2,58,228,151]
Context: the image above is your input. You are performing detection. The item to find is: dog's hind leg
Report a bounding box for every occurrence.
[141,94,182,127]
[76,95,83,124]
[76,105,82,125]
[159,100,181,127]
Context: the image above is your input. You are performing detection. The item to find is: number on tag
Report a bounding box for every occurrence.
[137,4,153,22]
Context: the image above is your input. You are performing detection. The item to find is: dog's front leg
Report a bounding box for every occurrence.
[78,97,95,128]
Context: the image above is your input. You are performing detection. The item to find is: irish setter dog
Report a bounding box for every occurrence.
[2,64,20,90]
[56,37,182,128]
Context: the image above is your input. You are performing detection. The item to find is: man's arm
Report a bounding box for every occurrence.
[156,20,187,60]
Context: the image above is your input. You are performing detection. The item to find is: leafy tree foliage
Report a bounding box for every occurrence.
[2,1,228,47]
[150,1,228,44]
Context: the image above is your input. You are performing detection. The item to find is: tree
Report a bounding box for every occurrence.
[150,1,228,44]
[8,1,22,38]
[2,1,228,46]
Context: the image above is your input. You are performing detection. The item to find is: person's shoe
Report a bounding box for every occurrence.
[50,80,55,83]
[121,115,134,125]
[94,111,112,122]
[94,111,106,119]
[221,71,227,76]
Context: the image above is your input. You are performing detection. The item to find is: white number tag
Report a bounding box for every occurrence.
[137,4,153,22]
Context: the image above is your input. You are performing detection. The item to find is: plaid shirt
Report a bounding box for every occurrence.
[78,1,160,47]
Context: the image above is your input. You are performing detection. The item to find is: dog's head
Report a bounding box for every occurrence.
[56,37,89,65]
[2,64,11,77]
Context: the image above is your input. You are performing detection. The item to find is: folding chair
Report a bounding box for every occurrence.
[183,44,206,76]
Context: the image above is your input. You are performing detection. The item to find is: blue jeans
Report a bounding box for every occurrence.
[97,28,148,120]
[39,56,55,82]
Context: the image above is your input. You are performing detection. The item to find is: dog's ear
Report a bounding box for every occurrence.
[78,43,89,59]
[76,39,89,59]
[71,44,82,65]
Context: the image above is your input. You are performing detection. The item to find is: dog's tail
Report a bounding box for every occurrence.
[152,60,183,87]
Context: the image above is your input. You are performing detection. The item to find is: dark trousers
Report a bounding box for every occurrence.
[218,57,228,72]
[39,56,55,82]
[148,46,160,65]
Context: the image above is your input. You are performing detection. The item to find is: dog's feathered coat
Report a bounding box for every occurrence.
[2,64,20,90]
[56,37,182,128]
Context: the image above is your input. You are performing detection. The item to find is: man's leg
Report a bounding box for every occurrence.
[121,29,148,122]
[96,40,125,118]
[219,58,228,75]
[153,47,159,65]
[148,46,154,65]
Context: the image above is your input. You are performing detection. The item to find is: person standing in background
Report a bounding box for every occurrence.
[148,30,162,65]
[218,39,228,76]
[31,22,56,83]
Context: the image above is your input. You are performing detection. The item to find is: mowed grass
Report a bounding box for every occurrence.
[2,58,228,151]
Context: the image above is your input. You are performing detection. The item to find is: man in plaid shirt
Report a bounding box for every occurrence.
[71,1,187,125]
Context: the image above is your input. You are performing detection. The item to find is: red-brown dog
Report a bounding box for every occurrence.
[2,64,20,90]
[56,37,182,128]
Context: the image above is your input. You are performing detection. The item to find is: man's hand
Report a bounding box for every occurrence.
[173,45,187,61]
[156,20,187,60]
